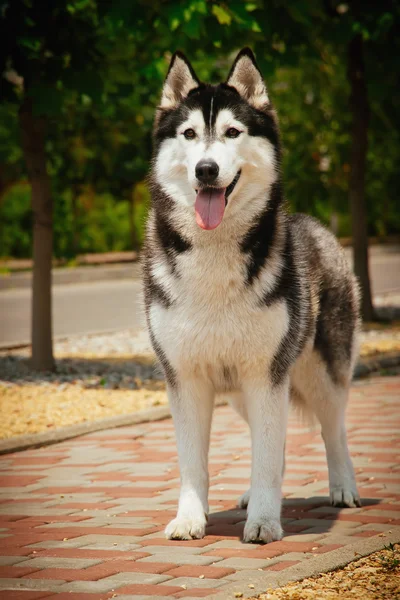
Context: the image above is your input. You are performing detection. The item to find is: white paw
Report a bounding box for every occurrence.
[330,486,361,508]
[165,516,206,540]
[238,489,250,510]
[243,517,283,544]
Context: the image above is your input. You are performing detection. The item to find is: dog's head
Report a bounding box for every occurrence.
[153,48,280,230]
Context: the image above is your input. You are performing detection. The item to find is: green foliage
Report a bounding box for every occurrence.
[0,0,399,259]
[380,543,400,572]
[0,184,32,258]
[0,183,148,259]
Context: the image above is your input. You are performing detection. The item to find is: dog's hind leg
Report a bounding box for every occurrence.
[165,378,215,540]
[225,394,251,509]
[318,389,360,507]
[291,350,361,508]
[226,394,252,510]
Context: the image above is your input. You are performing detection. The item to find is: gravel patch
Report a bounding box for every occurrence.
[0,329,158,388]
[361,322,400,357]
[253,543,399,599]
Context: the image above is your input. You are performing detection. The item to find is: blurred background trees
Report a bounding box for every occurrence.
[1,1,399,367]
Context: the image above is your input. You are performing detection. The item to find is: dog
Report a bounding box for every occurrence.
[143,48,361,544]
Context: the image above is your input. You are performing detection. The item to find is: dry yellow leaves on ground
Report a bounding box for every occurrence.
[0,382,167,439]
[255,544,399,600]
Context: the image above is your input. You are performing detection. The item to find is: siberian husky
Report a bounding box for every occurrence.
[143,48,361,543]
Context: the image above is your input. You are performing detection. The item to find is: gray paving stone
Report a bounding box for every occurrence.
[0,556,30,566]
[224,568,273,581]
[27,538,97,549]
[99,573,171,585]
[73,512,148,522]
[281,533,325,542]
[81,543,143,551]
[355,523,397,532]
[139,545,207,555]
[203,540,257,550]
[0,507,75,516]
[302,525,360,535]
[163,577,226,589]
[319,534,364,545]
[209,557,273,570]
[19,557,102,569]
[138,553,222,566]
[57,580,125,593]
[46,533,142,546]
[292,518,359,529]
[0,578,66,591]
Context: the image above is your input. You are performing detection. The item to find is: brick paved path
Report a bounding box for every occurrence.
[0,376,399,600]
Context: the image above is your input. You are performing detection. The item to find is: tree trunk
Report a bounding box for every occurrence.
[19,97,54,370]
[347,34,375,321]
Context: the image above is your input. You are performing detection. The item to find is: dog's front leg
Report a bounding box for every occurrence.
[165,379,214,540]
[243,377,289,543]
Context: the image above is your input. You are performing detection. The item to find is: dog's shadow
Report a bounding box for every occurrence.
[205,496,381,539]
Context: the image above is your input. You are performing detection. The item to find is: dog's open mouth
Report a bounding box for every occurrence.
[195,170,241,231]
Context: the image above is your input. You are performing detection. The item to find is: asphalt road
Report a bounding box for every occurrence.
[0,246,399,347]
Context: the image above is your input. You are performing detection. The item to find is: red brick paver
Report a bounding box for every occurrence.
[0,376,399,598]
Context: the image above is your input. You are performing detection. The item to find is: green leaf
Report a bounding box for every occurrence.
[212,5,232,25]
[170,18,180,31]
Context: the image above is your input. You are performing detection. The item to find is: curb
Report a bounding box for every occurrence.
[0,354,399,455]
[0,326,143,352]
[0,406,171,455]
[207,528,400,600]
[0,262,141,291]
[0,397,227,455]
[354,351,400,378]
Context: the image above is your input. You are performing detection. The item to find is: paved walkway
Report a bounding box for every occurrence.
[0,376,399,600]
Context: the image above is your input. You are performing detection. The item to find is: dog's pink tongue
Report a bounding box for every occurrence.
[195,189,226,230]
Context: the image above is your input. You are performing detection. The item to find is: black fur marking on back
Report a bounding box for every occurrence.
[240,181,283,286]
[289,213,359,385]
[314,279,355,384]
[262,225,310,385]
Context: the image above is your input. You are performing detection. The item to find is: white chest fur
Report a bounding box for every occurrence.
[149,238,289,389]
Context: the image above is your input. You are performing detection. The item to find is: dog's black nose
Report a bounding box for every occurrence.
[195,160,219,184]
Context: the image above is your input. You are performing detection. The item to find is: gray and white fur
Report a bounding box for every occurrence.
[143,48,361,544]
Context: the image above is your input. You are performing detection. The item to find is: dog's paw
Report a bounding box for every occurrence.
[330,486,361,508]
[165,516,206,540]
[238,489,250,510]
[243,517,283,544]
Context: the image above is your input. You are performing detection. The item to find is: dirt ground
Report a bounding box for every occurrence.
[0,377,167,438]
[253,544,400,600]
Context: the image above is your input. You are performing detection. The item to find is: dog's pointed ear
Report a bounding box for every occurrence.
[226,48,269,110]
[160,52,200,109]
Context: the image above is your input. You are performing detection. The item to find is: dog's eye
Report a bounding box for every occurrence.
[183,128,196,140]
[226,128,241,138]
